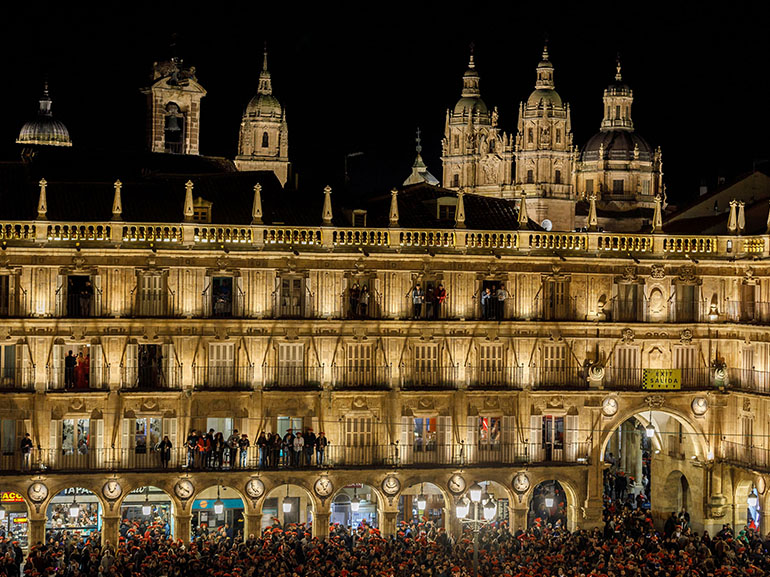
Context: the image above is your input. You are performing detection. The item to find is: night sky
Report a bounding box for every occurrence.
[1,3,768,207]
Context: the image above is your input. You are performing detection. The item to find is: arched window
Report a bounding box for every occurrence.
[164,102,184,154]
[452,174,460,188]
[555,129,561,144]
[262,132,269,148]
[555,170,561,184]
[526,169,534,184]
[489,140,495,153]
[528,128,534,144]
[615,105,621,120]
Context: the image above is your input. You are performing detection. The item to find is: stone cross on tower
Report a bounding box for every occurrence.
[322,185,333,225]
[252,183,263,225]
[112,180,123,220]
[183,180,195,222]
[37,178,48,220]
[389,188,400,228]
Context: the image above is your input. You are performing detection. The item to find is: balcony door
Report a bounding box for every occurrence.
[541,415,564,461]
[543,280,569,320]
[209,343,235,387]
[414,344,438,386]
[278,343,304,386]
[347,343,373,386]
[541,344,567,385]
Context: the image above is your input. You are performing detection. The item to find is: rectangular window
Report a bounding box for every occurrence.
[642,180,650,195]
[414,344,438,386]
[526,169,534,184]
[615,283,640,322]
[555,129,561,144]
[585,179,594,195]
[210,277,234,318]
[206,418,233,440]
[543,279,570,320]
[615,105,621,119]
[0,344,15,386]
[137,274,166,317]
[347,343,373,383]
[479,344,504,385]
[674,284,698,322]
[478,416,501,446]
[413,417,436,452]
[554,169,561,184]
[0,276,10,317]
[352,211,367,227]
[65,275,95,318]
[674,345,697,386]
[278,343,304,386]
[452,174,460,188]
[741,284,757,322]
[1,420,14,455]
[542,344,567,378]
[541,415,564,459]
[612,179,624,194]
[208,343,235,387]
[438,204,456,221]
[614,346,640,387]
[453,135,459,149]
[345,417,373,447]
[62,418,89,456]
[134,417,161,454]
[280,277,304,318]
[742,417,754,447]
[528,128,534,144]
[277,416,303,438]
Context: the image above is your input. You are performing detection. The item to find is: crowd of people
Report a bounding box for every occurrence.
[14,494,770,577]
[410,283,447,320]
[183,428,330,471]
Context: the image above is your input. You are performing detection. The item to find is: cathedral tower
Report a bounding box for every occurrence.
[441,49,513,196]
[514,46,576,230]
[235,47,290,186]
[142,57,206,155]
[576,59,664,232]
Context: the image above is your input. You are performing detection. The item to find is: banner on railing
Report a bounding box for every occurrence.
[642,369,681,390]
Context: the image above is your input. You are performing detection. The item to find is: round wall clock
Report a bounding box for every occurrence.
[447,474,466,495]
[174,479,194,500]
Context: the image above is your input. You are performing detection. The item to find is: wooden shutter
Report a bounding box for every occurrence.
[163,417,178,466]
[400,416,413,465]
[93,274,103,317]
[49,420,61,469]
[162,343,176,387]
[438,416,452,464]
[466,415,478,464]
[502,415,516,463]
[565,415,579,462]
[234,276,244,317]
[52,343,64,389]
[529,415,543,462]
[14,344,25,388]
[125,343,139,387]
[91,344,103,388]
[55,274,65,317]
[93,419,105,468]
[202,274,212,317]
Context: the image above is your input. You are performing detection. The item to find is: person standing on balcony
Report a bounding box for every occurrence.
[238,433,250,468]
[316,432,328,467]
[205,428,215,469]
[65,350,76,389]
[425,286,435,320]
[496,284,508,320]
[304,429,316,466]
[158,435,172,469]
[435,284,447,320]
[411,284,424,319]
[282,430,294,467]
[20,432,33,470]
[481,287,491,319]
[349,282,360,319]
[359,286,370,318]
[79,280,93,317]
[213,432,225,470]
[227,429,240,469]
[257,432,268,468]
[196,435,208,469]
[270,433,282,468]
[186,430,198,469]
[293,432,304,467]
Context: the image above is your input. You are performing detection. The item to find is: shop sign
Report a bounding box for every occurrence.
[0,492,24,503]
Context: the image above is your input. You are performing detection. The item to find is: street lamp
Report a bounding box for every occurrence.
[214,486,224,516]
[456,481,497,577]
[350,487,360,513]
[748,488,758,509]
[282,485,292,514]
[416,484,427,511]
[645,410,655,438]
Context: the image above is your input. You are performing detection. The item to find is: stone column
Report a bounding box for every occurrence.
[244,512,262,538]
[28,516,46,547]
[445,503,461,540]
[511,504,528,533]
[761,492,770,538]
[381,510,398,538]
[313,512,330,539]
[101,515,121,548]
[173,513,192,543]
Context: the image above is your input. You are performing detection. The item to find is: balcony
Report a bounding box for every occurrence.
[0,367,34,391]
[331,365,391,390]
[262,365,323,390]
[201,285,245,318]
[340,290,383,319]
[531,366,587,390]
[466,366,525,390]
[721,440,770,473]
[0,441,593,474]
[121,365,182,390]
[193,365,254,390]
[728,369,770,395]
[722,301,770,324]
[130,288,176,318]
[400,364,459,390]
[534,296,578,321]
[604,367,714,390]
[47,363,109,391]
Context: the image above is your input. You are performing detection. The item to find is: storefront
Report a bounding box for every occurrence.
[261,485,313,532]
[191,486,243,538]
[331,484,378,530]
[0,491,28,548]
[46,488,101,540]
[121,487,173,537]
[398,483,445,527]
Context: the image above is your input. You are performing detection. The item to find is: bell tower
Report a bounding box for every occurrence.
[142,57,206,155]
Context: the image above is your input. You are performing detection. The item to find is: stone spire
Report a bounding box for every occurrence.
[403,127,439,186]
[727,199,738,234]
[534,44,555,90]
[322,185,333,225]
[257,42,273,95]
[601,56,634,132]
[389,188,400,227]
[461,43,481,98]
[615,55,623,82]
[737,201,746,235]
[37,178,48,220]
[651,193,663,233]
[455,189,466,229]
[517,191,528,226]
[252,183,263,225]
[587,192,598,231]
[111,180,123,220]
[183,180,194,222]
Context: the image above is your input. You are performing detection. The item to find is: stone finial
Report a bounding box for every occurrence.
[727,199,738,234]
[183,180,194,222]
[455,189,466,229]
[517,190,528,226]
[737,201,746,235]
[651,194,663,234]
[587,192,598,231]
[252,183,263,225]
[37,178,48,220]
[111,180,123,220]
[322,185,333,225]
[389,188,400,227]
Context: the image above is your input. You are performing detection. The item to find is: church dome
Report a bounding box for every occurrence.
[17,85,72,147]
[581,130,652,162]
[246,92,282,117]
[526,88,562,108]
[453,96,488,116]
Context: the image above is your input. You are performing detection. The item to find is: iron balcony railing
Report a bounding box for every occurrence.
[201,284,246,318]
[722,301,770,324]
[47,363,109,391]
[728,369,770,395]
[0,442,593,474]
[331,365,391,389]
[193,365,254,390]
[603,367,714,390]
[0,367,35,391]
[531,366,587,390]
[533,295,578,321]
[400,364,459,390]
[466,366,525,389]
[130,286,176,318]
[721,440,770,472]
[340,290,383,319]
[262,365,323,390]
[120,365,182,390]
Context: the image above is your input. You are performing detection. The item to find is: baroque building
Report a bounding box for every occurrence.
[0,47,768,552]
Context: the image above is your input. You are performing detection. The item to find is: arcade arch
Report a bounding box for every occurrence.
[261,484,315,532]
[119,486,174,538]
[0,490,30,548]
[46,487,103,540]
[191,484,245,538]
[331,483,381,530]
[398,482,447,528]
